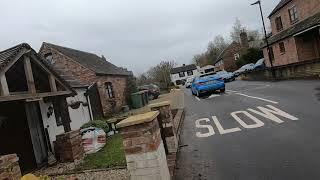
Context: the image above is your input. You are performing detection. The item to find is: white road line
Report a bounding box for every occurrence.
[235,93,279,104]
[208,94,220,99]
[226,90,239,93]
[195,97,201,101]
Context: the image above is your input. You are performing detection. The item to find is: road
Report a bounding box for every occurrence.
[175,80,320,180]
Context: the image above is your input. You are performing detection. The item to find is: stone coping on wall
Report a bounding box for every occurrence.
[148,101,171,109]
[116,111,159,128]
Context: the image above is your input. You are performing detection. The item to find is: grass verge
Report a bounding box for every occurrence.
[76,134,126,170]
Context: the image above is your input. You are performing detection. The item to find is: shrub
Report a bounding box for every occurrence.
[81,120,110,133]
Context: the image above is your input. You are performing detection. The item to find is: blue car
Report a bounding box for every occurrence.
[191,75,225,97]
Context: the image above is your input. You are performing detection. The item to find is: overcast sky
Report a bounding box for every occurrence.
[0,0,279,75]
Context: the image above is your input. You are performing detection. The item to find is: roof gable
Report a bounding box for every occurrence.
[0,43,75,101]
[41,42,131,76]
[268,0,292,18]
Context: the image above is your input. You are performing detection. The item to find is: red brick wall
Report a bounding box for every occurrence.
[223,42,243,72]
[95,75,128,115]
[39,45,128,117]
[270,0,320,36]
[264,37,299,67]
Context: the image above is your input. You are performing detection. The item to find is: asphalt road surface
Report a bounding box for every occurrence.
[175,80,320,180]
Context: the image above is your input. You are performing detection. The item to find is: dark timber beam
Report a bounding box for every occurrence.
[0,91,71,102]
[49,74,57,92]
[24,56,36,94]
[0,75,9,96]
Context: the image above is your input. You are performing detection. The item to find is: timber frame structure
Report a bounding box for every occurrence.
[0,43,75,102]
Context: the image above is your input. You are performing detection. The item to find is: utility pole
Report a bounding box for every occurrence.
[251,0,276,80]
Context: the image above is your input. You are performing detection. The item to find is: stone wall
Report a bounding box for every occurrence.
[54,130,84,162]
[0,154,21,180]
[240,59,320,80]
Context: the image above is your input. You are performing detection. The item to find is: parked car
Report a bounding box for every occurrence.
[215,71,235,82]
[137,84,160,100]
[233,63,255,77]
[191,75,225,97]
[185,77,194,88]
[253,58,265,70]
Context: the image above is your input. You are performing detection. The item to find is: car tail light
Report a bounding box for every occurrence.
[197,82,205,85]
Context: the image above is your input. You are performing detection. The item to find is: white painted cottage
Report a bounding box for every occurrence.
[170,64,199,85]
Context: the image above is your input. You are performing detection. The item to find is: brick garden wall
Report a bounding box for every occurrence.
[0,154,21,180]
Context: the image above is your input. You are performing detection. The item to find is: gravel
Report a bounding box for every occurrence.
[52,169,129,180]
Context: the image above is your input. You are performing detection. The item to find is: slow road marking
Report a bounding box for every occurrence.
[195,97,201,101]
[195,105,298,137]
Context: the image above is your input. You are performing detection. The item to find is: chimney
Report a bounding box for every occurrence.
[240,31,249,50]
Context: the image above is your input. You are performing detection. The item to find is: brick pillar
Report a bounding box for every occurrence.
[54,130,84,162]
[0,154,21,180]
[116,111,170,180]
[149,101,178,154]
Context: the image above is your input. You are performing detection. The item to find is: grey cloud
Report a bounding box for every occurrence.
[0,0,279,74]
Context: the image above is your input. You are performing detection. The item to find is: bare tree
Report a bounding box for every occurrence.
[230,18,247,43]
[147,61,176,89]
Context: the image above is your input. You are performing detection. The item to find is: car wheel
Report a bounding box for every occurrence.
[220,88,226,93]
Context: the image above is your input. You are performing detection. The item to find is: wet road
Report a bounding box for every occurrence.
[175,80,320,180]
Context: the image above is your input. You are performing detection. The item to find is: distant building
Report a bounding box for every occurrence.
[214,32,249,72]
[198,65,215,75]
[263,0,320,67]
[170,64,198,85]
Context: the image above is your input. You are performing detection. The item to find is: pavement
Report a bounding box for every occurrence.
[129,89,185,116]
[175,80,320,180]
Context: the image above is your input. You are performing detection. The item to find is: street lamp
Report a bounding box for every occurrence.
[251,0,276,80]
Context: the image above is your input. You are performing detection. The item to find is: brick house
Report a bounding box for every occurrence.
[39,42,132,117]
[263,0,320,67]
[214,32,249,72]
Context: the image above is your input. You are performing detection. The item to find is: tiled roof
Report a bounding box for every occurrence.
[0,43,30,71]
[42,42,131,76]
[268,0,292,18]
[264,12,320,47]
[170,64,197,74]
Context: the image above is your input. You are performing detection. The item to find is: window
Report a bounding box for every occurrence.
[275,16,283,31]
[234,53,240,60]
[279,42,286,54]
[179,72,185,78]
[44,53,53,64]
[187,70,193,76]
[289,6,299,23]
[268,47,275,62]
[105,82,114,98]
